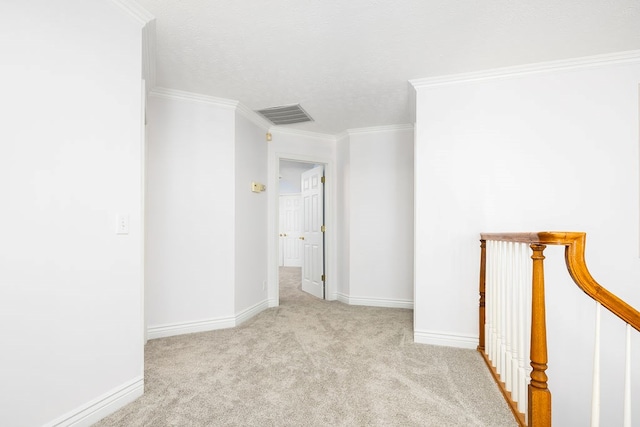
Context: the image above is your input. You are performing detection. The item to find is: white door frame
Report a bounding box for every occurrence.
[268,151,335,306]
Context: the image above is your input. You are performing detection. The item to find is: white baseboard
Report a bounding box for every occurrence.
[336,292,349,304]
[147,299,270,339]
[414,330,478,349]
[336,293,413,309]
[47,376,143,427]
[235,300,269,326]
[147,315,236,340]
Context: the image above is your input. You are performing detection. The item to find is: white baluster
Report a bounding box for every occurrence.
[502,240,509,378]
[504,241,513,392]
[511,243,524,408]
[624,323,631,427]
[495,241,502,375]
[491,242,500,370]
[514,241,525,412]
[498,240,506,378]
[486,240,495,364]
[509,241,519,406]
[591,302,601,427]
[521,242,532,419]
[484,240,493,360]
[511,242,520,404]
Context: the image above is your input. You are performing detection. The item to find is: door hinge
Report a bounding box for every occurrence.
[321,274,326,282]
[321,176,325,184]
[321,225,326,233]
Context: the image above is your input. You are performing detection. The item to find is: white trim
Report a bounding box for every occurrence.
[109,0,154,25]
[414,330,478,349]
[149,88,272,128]
[147,315,236,339]
[235,300,270,326]
[146,300,270,339]
[410,50,640,89]
[270,126,337,142]
[335,132,349,142]
[141,79,148,347]
[148,88,416,141]
[336,292,349,305]
[269,152,336,307]
[46,377,144,427]
[149,87,239,109]
[236,103,272,130]
[346,123,414,136]
[337,294,413,309]
[335,131,348,140]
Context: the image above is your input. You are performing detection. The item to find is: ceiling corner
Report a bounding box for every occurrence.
[109,0,155,26]
[236,103,272,130]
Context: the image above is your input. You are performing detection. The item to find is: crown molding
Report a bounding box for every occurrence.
[149,88,275,129]
[410,50,640,89]
[149,87,239,109]
[148,87,413,139]
[235,103,272,130]
[270,127,337,142]
[335,123,414,140]
[335,131,349,141]
[346,123,414,136]
[109,0,154,25]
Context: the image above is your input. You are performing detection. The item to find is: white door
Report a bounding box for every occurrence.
[301,165,324,299]
[279,195,302,267]
[278,198,284,266]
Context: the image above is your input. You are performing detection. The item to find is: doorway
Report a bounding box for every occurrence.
[278,159,325,300]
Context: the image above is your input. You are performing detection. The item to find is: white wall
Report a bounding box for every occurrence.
[145,91,236,337]
[339,127,415,308]
[0,1,146,425]
[413,53,640,425]
[267,130,336,303]
[234,112,269,316]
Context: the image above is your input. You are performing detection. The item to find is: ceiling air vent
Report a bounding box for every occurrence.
[256,104,313,126]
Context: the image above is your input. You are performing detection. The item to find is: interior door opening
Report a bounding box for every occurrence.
[278,159,325,301]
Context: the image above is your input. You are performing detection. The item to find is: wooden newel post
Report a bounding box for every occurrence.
[478,239,487,352]
[528,243,552,427]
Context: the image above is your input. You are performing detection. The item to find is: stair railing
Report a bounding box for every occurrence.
[478,232,640,427]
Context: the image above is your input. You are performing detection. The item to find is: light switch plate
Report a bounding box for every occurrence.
[116,214,129,235]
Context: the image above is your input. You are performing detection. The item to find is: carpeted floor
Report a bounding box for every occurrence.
[95,267,516,426]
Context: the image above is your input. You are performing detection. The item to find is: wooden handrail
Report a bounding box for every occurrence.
[480,232,640,332]
[479,232,640,426]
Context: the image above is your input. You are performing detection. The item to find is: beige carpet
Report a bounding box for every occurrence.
[96,267,516,426]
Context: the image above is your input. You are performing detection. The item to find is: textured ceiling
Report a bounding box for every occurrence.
[136,0,640,134]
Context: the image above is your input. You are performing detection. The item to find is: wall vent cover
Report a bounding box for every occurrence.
[256,104,313,125]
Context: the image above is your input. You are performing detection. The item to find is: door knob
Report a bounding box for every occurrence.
[299,236,305,240]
